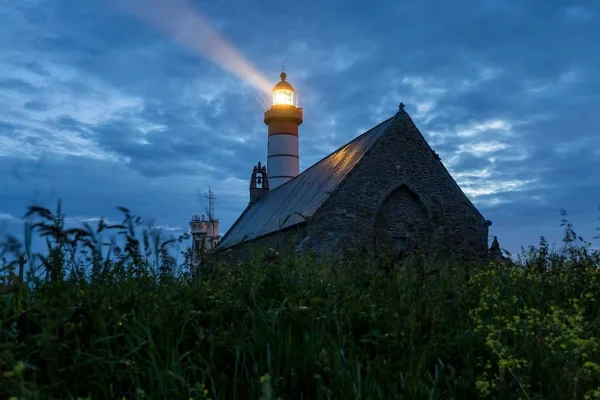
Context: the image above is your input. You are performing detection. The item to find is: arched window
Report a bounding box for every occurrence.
[373,184,429,259]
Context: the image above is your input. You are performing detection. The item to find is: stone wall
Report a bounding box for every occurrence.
[306,109,489,260]
[373,184,431,258]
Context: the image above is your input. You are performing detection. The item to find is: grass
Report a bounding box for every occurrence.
[1,202,600,399]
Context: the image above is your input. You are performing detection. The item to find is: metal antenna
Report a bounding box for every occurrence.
[260,91,270,107]
[204,186,216,221]
[256,97,268,110]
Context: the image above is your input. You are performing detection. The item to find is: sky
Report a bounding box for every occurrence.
[0,0,599,259]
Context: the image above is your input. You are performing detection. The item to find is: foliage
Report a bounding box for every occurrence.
[1,203,599,399]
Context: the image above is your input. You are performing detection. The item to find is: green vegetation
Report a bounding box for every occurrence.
[1,203,600,399]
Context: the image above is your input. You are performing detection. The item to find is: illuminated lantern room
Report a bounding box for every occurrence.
[272,72,295,106]
[264,71,303,190]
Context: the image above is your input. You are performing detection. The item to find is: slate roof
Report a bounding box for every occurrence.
[217,116,395,250]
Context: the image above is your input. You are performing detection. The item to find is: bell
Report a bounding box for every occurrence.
[257,177,262,184]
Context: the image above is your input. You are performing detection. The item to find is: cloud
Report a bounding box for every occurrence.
[455,119,512,138]
[564,6,596,23]
[0,57,150,162]
[0,0,599,258]
[0,212,19,222]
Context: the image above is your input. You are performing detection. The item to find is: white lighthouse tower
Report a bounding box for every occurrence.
[190,187,219,269]
[264,72,303,189]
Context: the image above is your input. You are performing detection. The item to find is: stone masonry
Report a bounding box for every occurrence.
[217,105,492,263]
[304,105,490,260]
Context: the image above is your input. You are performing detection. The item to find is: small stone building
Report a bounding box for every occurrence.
[215,104,493,262]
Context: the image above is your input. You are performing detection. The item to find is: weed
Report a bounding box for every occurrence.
[1,203,599,399]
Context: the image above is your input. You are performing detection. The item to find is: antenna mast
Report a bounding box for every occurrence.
[260,91,270,107]
[204,186,216,222]
[256,97,268,110]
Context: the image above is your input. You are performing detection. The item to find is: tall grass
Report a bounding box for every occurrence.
[1,203,599,399]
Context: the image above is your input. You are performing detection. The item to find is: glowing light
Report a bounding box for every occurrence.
[273,89,294,106]
[107,0,272,94]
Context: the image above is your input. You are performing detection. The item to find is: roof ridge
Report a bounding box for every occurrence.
[390,104,487,221]
[248,114,396,197]
[307,107,410,222]
[216,115,397,250]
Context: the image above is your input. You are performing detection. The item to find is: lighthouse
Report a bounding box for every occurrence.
[264,72,303,189]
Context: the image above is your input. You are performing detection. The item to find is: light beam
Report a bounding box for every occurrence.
[107,0,273,94]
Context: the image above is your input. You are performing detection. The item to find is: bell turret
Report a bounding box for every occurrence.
[250,161,269,204]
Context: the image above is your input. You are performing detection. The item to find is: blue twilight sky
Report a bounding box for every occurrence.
[0,0,599,257]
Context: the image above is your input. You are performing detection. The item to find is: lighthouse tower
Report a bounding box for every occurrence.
[264,72,303,189]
